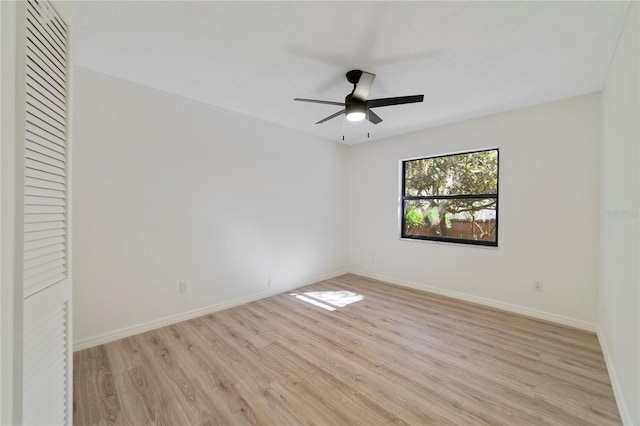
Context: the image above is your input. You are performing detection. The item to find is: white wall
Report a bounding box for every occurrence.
[72,67,349,346]
[0,2,17,423]
[349,93,601,329]
[599,2,639,424]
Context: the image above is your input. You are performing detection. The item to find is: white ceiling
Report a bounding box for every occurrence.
[73,1,630,145]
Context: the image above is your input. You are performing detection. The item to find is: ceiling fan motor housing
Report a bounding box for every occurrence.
[345,94,367,121]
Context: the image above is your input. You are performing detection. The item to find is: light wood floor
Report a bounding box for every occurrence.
[73,274,621,425]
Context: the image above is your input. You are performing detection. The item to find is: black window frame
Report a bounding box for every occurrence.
[400,148,499,247]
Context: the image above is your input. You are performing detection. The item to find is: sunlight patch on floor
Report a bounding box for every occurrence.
[290,290,364,311]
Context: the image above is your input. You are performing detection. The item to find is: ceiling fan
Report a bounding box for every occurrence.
[294,70,424,125]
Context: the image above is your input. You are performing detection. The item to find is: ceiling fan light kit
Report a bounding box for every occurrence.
[345,97,367,121]
[294,69,424,138]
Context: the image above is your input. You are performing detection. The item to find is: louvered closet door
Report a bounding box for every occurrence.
[21,0,71,424]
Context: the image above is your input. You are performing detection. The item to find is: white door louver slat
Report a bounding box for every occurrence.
[25,38,66,80]
[26,122,65,148]
[26,128,66,150]
[24,227,65,241]
[24,262,65,284]
[25,220,65,227]
[26,30,65,73]
[24,270,66,297]
[27,85,66,120]
[27,83,65,120]
[49,16,68,44]
[26,69,66,110]
[25,164,66,183]
[24,218,65,226]
[25,147,64,169]
[24,204,65,214]
[26,20,66,66]
[30,397,65,426]
[25,44,66,81]
[26,126,64,155]
[27,111,65,140]
[26,98,66,130]
[26,158,65,176]
[24,335,65,373]
[24,262,66,291]
[24,225,65,239]
[25,309,64,347]
[24,259,66,281]
[25,341,66,383]
[50,17,67,44]
[25,196,65,207]
[25,345,66,381]
[26,131,66,154]
[28,3,67,50]
[26,371,66,412]
[24,272,67,294]
[25,339,65,385]
[26,142,65,161]
[24,220,65,233]
[25,53,66,97]
[24,253,65,273]
[26,358,66,403]
[25,51,65,98]
[25,185,65,198]
[21,0,70,423]
[26,2,67,51]
[23,294,68,426]
[26,167,66,184]
[24,250,65,269]
[27,382,65,421]
[25,347,65,392]
[25,213,64,223]
[26,21,66,63]
[26,176,65,191]
[25,181,67,198]
[24,235,65,252]
[26,33,66,73]
[24,243,66,261]
[25,307,64,338]
[25,51,66,94]
[25,135,65,161]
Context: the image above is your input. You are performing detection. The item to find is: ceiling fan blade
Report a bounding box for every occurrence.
[315,109,345,124]
[294,98,345,106]
[368,95,424,108]
[367,109,383,124]
[352,71,376,100]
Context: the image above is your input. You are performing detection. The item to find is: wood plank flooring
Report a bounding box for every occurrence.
[73,274,621,425]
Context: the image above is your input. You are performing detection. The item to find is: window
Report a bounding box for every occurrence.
[401,148,499,246]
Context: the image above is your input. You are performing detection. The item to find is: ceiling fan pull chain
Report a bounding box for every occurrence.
[342,115,345,141]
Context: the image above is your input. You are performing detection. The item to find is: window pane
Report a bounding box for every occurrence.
[404,149,498,197]
[403,198,497,244]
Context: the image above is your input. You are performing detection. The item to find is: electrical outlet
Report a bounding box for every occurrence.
[533,281,543,292]
[179,281,187,293]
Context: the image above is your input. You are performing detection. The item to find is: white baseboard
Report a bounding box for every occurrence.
[349,269,598,332]
[73,268,349,351]
[597,328,632,425]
